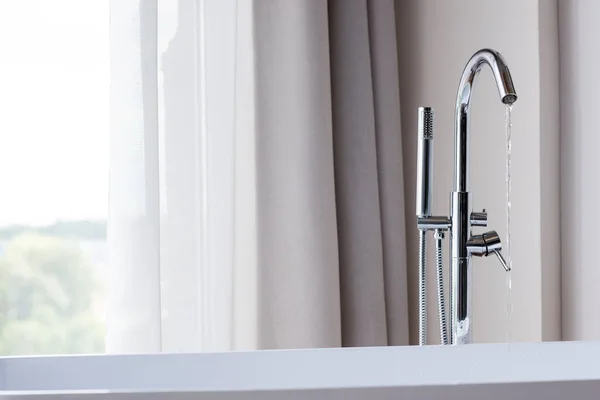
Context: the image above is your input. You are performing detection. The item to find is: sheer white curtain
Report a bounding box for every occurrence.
[109,0,237,353]
[108,0,409,353]
[109,0,162,352]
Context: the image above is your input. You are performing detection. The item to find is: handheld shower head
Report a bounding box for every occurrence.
[416,107,434,218]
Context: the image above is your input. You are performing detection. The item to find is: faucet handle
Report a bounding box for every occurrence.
[470,209,487,226]
[492,250,510,272]
[466,230,511,272]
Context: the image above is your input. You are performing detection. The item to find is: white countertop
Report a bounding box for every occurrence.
[1,341,599,399]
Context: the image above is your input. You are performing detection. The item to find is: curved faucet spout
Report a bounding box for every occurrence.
[454,49,517,192]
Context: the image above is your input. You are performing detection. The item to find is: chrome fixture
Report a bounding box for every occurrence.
[415,49,517,345]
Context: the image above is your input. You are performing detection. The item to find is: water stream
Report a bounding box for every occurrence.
[505,105,513,343]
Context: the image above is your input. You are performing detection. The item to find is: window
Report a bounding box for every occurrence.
[0,0,109,355]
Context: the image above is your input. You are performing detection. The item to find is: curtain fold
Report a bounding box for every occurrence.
[365,0,410,346]
[108,0,409,352]
[108,0,162,353]
[252,0,342,349]
[157,0,205,352]
[328,0,389,347]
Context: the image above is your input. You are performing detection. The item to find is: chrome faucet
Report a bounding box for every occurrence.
[415,49,517,345]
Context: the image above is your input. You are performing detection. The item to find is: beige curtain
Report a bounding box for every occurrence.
[233,0,409,349]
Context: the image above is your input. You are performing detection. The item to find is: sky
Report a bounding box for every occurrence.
[0,0,109,226]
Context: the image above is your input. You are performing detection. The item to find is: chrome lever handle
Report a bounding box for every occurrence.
[492,249,511,272]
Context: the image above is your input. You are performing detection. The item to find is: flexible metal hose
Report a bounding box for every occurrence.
[435,230,448,345]
[418,229,427,345]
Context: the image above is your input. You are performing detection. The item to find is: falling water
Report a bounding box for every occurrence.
[505,105,513,343]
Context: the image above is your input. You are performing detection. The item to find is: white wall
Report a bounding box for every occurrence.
[559,0,600,341]
[396,0,561,344]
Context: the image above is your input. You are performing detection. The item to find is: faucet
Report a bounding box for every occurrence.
[415,49,517,345]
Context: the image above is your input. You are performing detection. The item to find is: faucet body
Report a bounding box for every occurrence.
[450,49,517,344]
[416,49,516,345]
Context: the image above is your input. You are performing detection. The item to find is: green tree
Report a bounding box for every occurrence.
[0,220,107,241]
[0,233,104,355]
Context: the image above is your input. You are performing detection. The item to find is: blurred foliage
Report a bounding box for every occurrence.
[0,233,105,355]
[0,220,106,241]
